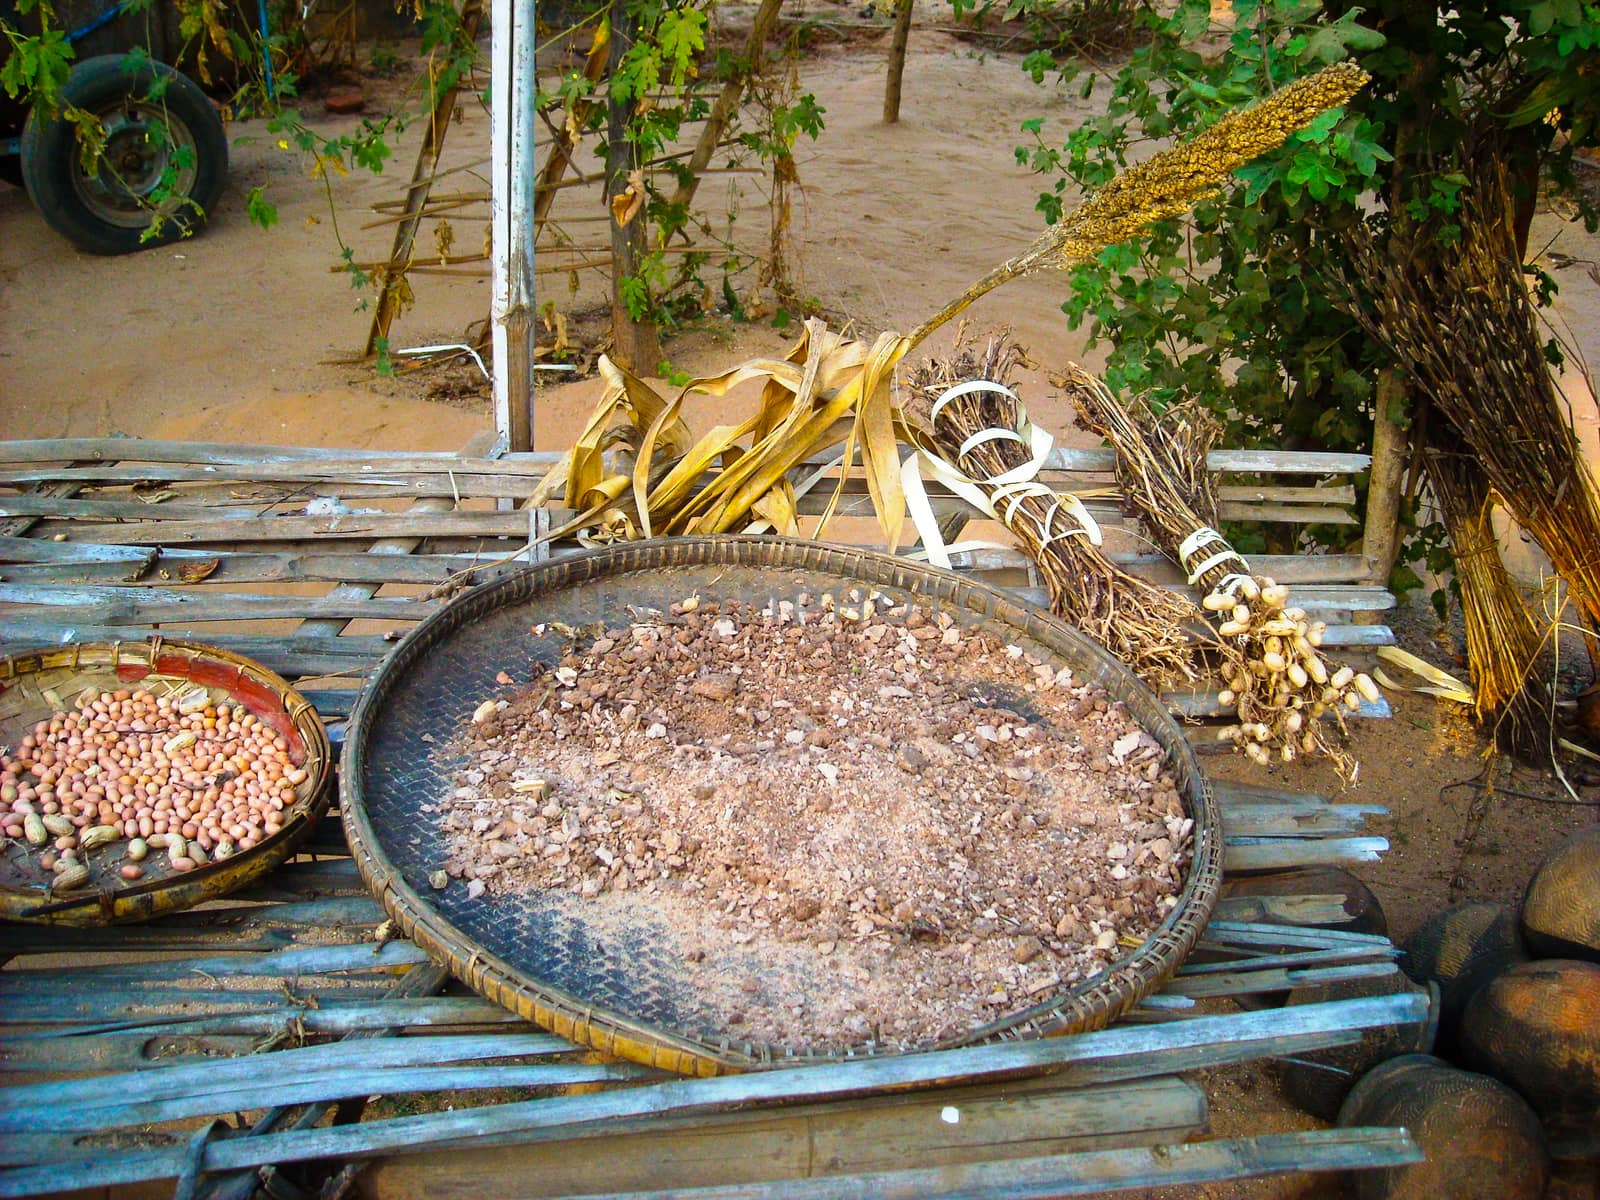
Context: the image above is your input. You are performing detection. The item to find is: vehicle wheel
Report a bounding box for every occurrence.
[20,55,228,255]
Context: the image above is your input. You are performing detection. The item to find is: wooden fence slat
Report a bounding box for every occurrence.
[4,996,527,1039]
[2,939,430,987]
[940,548,1372,585]
[0,583,437,624]
[0,439,1371,476]
[4,1063,661,1136]
[1175,945,1397,977]
[502,1128,1421,1200]
[1160,961,1398,999]
[0,1033,578,1116]
[1215,802,1387,838]
[0,1035,269,1076]
[0,992,1419,1195]
[1223,837,1390,871]
[1199,922,1399,949]
[0,624,391,674]
[0,440,554,472]
[22,510,531,546]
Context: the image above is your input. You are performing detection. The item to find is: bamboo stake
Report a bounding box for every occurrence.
[363,0,485,358]
[884,0,915,123]
[670,0,784,213]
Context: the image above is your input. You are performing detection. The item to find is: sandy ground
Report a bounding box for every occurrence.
[2,3,1598,1195]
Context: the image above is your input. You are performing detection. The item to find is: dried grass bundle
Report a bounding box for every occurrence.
[1423,445,1556,758]
[904,340,1203,689]
[1345,154,1600,634]
[1063,365,1372,775]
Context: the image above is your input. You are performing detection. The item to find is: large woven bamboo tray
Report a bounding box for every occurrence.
[0,639,332,925]
[341,537,1224,1075]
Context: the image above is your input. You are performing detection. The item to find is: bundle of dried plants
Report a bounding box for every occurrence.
[1063,365,1373,775]
[1423,445,1556,758]
[904,339,1203,689]
[1345,153,1600,638]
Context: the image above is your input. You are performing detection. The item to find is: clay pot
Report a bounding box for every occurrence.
[1521,824,1600,963]
[1337,1054,1548,1200]
[1275,969,1436,1120]
[1400,901,1526,1055]
[1460,958,1600,1147]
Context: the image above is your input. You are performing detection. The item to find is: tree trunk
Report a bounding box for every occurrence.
[606,9,662,372]
[1361,368,1408,594]
[883,0,914,124]
[535,25,612,229]
[670,0,785,213]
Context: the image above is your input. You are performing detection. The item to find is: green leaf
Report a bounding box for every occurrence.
[656,8,707,89]
[1170,0,1212,42]
[246,185,279,230]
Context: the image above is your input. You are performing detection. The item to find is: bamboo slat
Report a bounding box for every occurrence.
[0,995,1424,1196]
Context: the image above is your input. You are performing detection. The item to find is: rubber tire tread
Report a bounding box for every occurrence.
[20,55,227,254]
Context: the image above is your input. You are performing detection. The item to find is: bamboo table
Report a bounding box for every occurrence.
[0,437,1417,1199]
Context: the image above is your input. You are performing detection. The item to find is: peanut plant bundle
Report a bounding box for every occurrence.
[1063,365,1375,776]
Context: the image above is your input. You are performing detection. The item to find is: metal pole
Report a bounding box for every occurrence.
[491,0,538,450]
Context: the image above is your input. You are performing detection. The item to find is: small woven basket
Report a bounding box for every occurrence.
[0,638,331,925]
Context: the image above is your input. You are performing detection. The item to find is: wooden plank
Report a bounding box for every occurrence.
[4,996,527,1038]
[0,1033,580,1119]
[1,939,430,986]
[23,509,532,545]
[0,624,390,673]
[1199,922,1398,949]
[0,1035,267,1076]
[795,492,1356,528]
[509,1129,1421,1200]
[1224,837,1390,871]
[1176,946,1396,977]
[0,539,532,585]
[4,1062,661,1135]
[0,994,1423,1195]
[0,985,417,1022]
[0,583,435,624]
[0,472,551,505]
[1211,894,1364,926]
[0,1116,1419,1199]
[0,495,295,521]
[1160,961,1398,999]
[360,1075,1208,1200]
[0,440,558,473]
[937,548,1372,585]
[0,440,1367,477]
[0,894,382,954]
[1217,802,1387,838]
[1217,484,1357,505]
